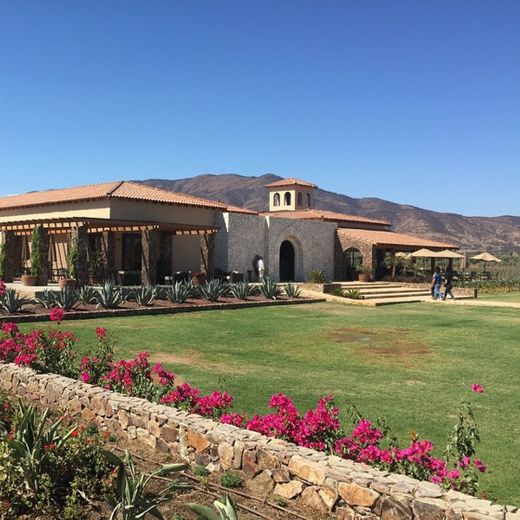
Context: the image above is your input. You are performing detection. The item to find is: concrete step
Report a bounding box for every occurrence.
[336,283,401,290]
[361,291,431,300]
[355,287,429,295]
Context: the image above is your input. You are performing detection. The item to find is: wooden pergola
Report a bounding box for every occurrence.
[0,216,218,236]
[0,217,219,285]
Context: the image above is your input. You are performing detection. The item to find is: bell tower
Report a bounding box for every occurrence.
[265,178,317,212]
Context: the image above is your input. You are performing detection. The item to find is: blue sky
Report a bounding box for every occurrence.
[1,1,519,216]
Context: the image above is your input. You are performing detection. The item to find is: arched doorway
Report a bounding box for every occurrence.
[344,247,363,280]
[279,240,295,281]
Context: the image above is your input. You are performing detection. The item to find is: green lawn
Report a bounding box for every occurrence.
[21,302,520,504]
[478,291,520,302]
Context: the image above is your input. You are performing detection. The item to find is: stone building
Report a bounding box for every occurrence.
[0,177,456,284]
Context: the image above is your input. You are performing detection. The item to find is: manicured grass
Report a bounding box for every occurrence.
[478,291,520,302]
[21,302,520,504]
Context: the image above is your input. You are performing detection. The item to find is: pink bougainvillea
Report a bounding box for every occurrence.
[49,307,65,323]
[0,279,6,297]
[471,384,485,393]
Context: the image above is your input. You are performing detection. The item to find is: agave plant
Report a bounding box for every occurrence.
[229,282,257,300]
[79,285,98,306]
[284,283,302,298]
[131,285,157,307]
[199,280,229,302]
[32,289,57,309]
[188,494,239,520]
[54,287,81,311]
[167,281,190,304]
[344,288,362,299]
[259,278,282,300]
[5,402,76,499]
[0,288,28,313]
[105,450,188,520]
[183,278,199,298]
[96,280,124,309]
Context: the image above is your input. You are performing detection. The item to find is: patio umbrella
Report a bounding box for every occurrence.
[470,252,502,263]
[410,248,436,257]
[395,251,411,258]
[436,249,465,259]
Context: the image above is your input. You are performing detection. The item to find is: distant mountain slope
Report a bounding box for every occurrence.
[139,174,520,253]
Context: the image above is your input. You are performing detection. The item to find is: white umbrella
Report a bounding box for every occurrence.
[471,252,502,263]
[410,248,436,258]
[436,249,465,259]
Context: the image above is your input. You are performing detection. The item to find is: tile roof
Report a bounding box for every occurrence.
[337,228,457,249]
[262,208,390,226]
[224,204,258,215]
[0,181,227,211]
[264,177,318,188]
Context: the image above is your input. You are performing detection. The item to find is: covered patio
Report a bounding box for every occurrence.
[0,216,218,287]
[335,228,459,280]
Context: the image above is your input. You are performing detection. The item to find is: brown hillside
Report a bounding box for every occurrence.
[139,174,520,253]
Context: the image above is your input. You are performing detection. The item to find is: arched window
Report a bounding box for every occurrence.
[306,193,311,207]
[344,247,363,280]
[284,192,291,206]
[297,192,303,206]
[273,193,280,207]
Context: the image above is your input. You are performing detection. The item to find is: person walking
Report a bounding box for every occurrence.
[442,268,456,300]
[257,256,265,282]
[432,266,442,300]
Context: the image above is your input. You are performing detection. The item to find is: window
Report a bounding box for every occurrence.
[297,192,303,206]
[306,193,311,207]
[284,192,291,206]
[273,193,280,207]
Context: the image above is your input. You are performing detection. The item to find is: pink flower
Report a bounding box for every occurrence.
[471,383,485,393]
[80,372,91,383]
[474,459,487,473]
[96,327,107,339]
[0,279,6,297]
[49,308,65,323]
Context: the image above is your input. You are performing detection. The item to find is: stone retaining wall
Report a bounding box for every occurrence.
[0,362,515,519]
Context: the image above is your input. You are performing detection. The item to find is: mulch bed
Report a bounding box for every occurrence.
[0,296,325,323]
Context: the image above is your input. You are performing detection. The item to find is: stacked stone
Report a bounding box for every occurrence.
[0,362,516,520]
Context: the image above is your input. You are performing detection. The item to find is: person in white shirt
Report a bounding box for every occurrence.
[256,256,265,282]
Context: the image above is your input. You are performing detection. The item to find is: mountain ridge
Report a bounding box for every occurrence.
[138,174,520,253]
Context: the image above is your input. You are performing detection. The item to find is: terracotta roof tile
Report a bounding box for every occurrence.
[0,181,226,211]
[337,228,457,249]
[262,208,389,226]
[112,182,226,209]
[225,204,258,215]
[264,177,317,188]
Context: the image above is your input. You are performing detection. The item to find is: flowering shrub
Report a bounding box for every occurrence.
[0,279,6,298]
[160,383,234,421]
[99,352,175,402]
[79,327,115,385]
[0,321,77,378]
[246,394,340,451]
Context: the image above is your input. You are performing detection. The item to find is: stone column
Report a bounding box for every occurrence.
[200,233,215,276]
[101,231,116,279]
[71,225,88,286]
[141,230,160,286]
[37,228,50,286]
[158,233,173,283]
[0,231,23,282]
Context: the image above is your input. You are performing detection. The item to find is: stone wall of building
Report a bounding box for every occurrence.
[214,213,268,279]
[335,233,375,280]
[0,362,511,519]
[266,216,337,282]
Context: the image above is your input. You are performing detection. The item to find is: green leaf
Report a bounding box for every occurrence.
[187,503,220,520]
